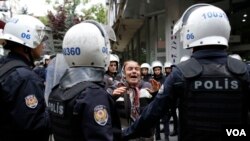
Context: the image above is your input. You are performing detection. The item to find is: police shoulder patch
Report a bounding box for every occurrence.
[94,105,108,126]
[25,95,38,109]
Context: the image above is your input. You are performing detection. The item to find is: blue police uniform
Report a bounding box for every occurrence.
[104,72,121,90]
[141,74,152,82]
[123,49,250,141]
[0,52,51,141]
[48,79,122,141]
[152,72,169,140]
[33,66,46,81]
[152,73,165,85]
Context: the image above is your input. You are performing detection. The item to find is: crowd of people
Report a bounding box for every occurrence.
[0,3,250,141]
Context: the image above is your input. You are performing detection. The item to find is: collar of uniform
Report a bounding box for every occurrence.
[7,52,32,66]
[59,67,105,89]
[153,73,164,79]
[191,49,227,59]
[139,80,151,89]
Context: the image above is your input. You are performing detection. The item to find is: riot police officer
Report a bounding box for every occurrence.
[163,61,178,137]
[151,60,168,140]
[0,15,51,141]
[151,61,165,85]
[122,4,250,141]
[163,61,172,77]
[140,63,152,82]
[48,20,122,141]
[33,54,51,82]
[104,53,121,89]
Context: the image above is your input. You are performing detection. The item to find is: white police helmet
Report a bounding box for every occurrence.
[62,20,113,69]
[151,60,163,70]
[141,63,151,70]
[141,63,151,73]
[108,53,120,71]
[42,54,50,64]
[180,55,190,62]
[0,15,46,49]
[173,4,231,49]
[164,61,172,68]
[229,54,242,61]
[110,54,119,63]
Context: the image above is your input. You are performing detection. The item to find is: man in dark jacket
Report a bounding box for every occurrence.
[122,3,250,141]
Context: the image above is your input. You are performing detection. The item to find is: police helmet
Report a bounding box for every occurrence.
[164,61,172,68]
[151,61,163,72]
[62,20,114,70]
[229,54,242,61]
[173,3,231,49]
[141,63,152,74]
[0,15,47,49]
[180,55,190,62]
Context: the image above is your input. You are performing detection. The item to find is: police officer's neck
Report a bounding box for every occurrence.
[11,46,31,61]
[108,71,116,77]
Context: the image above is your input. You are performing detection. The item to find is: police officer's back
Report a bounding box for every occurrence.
[0,15,51,141]
[48,21,121,141]
[122,4,250,141]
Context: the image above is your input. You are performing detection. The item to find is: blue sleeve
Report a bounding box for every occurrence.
[11,74,50,131]
[122,67,183,140]
[78,87,115,141]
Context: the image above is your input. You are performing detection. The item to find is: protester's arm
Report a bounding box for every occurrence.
[106,81,127,100]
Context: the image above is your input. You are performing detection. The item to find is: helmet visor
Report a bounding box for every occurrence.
[35,25,46,43]
[101,24,116,42]
[36,26,54,54]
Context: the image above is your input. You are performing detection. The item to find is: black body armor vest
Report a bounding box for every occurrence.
[48,81,122,141]
[48,82,91,141]
[175,57,249,141]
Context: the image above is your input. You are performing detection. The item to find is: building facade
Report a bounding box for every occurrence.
[107,0,250,65]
